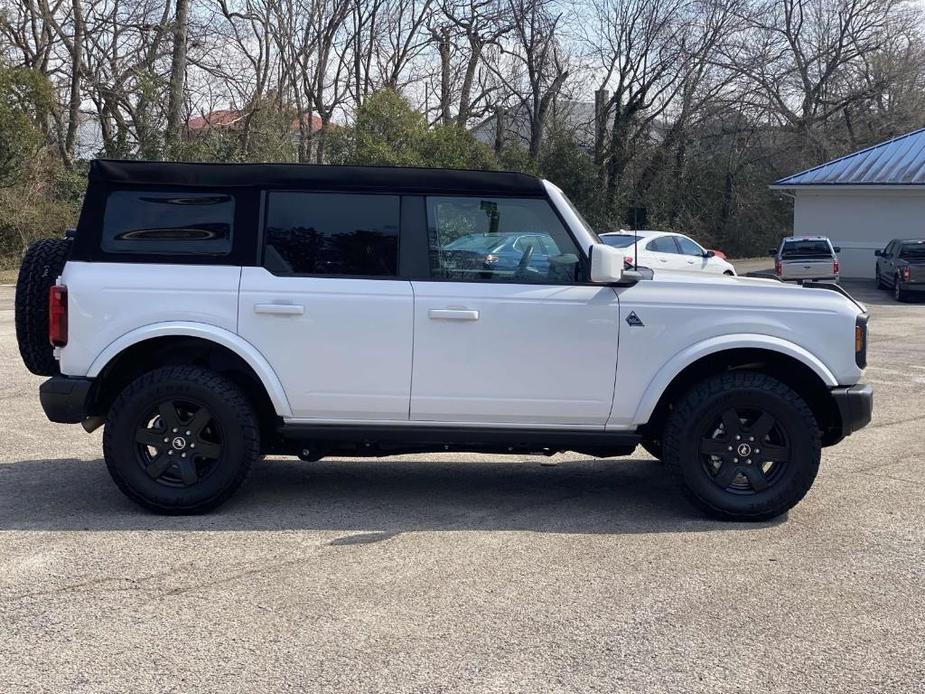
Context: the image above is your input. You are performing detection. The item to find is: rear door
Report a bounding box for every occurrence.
[409,195,620,427]
[238,191,413,421]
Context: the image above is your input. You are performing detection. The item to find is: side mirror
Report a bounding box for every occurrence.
[768,248,777,256]
[833,246,841,253]
[704,250,715,258]
[589,244,626,284]
[874,249,882,256]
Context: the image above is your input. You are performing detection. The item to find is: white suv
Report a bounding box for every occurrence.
[16,160,872,520]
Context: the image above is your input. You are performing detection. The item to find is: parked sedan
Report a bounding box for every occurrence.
[600,230,737,275]
[875,238,925,302]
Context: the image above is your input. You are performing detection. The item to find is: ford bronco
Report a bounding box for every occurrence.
[16,160,873,519]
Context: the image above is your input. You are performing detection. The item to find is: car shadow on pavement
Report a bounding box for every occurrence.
[0,456,784,535]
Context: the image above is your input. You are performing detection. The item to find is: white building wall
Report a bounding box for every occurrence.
[793,187,925,278]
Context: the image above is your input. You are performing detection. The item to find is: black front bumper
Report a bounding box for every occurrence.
[39,376,94,424]
[831,383,873,437]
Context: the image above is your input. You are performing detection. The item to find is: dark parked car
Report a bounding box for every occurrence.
[440,232,572,280]
[875,239,925,302]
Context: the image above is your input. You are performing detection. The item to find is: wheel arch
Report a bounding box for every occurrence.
[88,323,292,420]
[636,338,844,447]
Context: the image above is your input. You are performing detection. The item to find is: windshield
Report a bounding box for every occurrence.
[899,242,925,260]
[556,190,601,242]
[781,240,832,258]
[601,234,638,249]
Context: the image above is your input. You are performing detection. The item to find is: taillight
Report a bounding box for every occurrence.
[624,256,634,267]
[901,266,911,282]
[774,259,782,275]
[48,285,67,347]
[833,259,839,275]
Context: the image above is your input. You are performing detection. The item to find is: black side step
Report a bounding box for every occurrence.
[278,422,641,456]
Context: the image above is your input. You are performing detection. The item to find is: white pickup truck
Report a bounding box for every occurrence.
[16,160,872,520]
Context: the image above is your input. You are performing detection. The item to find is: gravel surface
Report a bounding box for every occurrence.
[1,280,923,693]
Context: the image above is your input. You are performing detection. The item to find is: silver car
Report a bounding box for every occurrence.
[769,236,840,282]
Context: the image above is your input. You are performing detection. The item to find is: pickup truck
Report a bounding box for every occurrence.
[770,236,840,282]
[15,160,873,520]
[875,238,925,301]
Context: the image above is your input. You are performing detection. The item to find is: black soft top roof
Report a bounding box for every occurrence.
[89,159,546,196]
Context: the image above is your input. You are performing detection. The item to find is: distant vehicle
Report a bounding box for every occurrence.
[769,236,840,282]
[875,239,925,302]
[600,230,736,276]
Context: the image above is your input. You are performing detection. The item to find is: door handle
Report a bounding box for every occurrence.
[658,258,669,263]
[254,303,304,315]
[429,309,479,321]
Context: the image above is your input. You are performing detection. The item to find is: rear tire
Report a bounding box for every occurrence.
[894,275,908,302]
[663,371,820,521]
[103,366,259,514]
[15,238,71,376]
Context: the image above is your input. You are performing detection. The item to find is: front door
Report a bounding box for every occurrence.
[238,191,413,421]
[409,195,620,427]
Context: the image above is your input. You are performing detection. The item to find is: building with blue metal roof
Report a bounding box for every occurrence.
[771,128,925,278]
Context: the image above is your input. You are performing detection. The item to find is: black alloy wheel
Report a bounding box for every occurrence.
[698,407,790,494]
[104,366,259,514]
[662,371,820,521]
[134,398,223,487]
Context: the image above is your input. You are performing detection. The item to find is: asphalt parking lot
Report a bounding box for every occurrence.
[1,278,923,693]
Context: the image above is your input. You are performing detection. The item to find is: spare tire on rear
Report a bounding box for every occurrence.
[15,238,71,376]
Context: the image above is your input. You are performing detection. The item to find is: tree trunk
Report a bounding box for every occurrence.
[62,0,84,167]
[165,0,190,152]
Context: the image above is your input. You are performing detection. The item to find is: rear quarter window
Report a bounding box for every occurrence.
[102,191,234,255]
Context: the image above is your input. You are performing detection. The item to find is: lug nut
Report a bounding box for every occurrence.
[163,437,169,443]
[181,452,186,458]
[746,459,752,464]
[727,446,733,451]
[735,435,741,440]
[186,430,191,436]
[733,457,738,462]
[168,450,173,456]
[190,443,195,448]
[172,428,178,433]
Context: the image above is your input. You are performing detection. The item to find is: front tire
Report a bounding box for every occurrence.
[103,366,259,514]
[663,371,820,521]
[876,270,887,289]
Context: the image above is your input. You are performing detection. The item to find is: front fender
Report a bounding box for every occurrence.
[631,333,838,426]
[87,322,292,417]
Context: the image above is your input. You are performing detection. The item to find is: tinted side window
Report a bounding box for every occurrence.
[676,236,704,256]
[264,192,399,276]
[102,191,234,255]
[426,196,580,283]
[647,236,679,253]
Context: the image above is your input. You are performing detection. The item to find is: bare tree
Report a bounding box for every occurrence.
[165,0,190,150]
[488,0,569,158]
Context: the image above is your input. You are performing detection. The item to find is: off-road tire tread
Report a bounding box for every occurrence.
[15,238,71,376]
[103,366,259,514]
[663,370,821,521]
